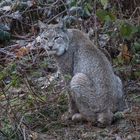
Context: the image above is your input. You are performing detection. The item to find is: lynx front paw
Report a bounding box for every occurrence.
[72,113,86,122]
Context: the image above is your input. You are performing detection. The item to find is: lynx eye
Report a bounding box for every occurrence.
[44,37,48,40]
[54,36,61,40]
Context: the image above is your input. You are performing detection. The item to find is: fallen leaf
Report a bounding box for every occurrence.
[16,47,29,58]
[118,44,133,64]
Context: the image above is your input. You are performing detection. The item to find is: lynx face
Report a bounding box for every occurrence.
[40,25,69,56]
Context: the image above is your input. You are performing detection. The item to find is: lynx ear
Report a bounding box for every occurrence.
[38,20,48,29]
[58,18,67,32]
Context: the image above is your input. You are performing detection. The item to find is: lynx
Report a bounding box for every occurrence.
[38,21,125,127]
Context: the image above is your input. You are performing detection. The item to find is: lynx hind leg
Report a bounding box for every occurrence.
[70,73,96,123]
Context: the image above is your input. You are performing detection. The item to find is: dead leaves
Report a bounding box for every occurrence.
[117,44,133,64]
[15,47,30,58]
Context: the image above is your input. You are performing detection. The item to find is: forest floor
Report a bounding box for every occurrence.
[1,61,139,140]
[27,73,140,140]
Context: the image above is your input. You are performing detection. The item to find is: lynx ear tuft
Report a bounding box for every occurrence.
[38,20,48,29]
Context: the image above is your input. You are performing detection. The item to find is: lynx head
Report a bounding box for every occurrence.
[38,21,69,56]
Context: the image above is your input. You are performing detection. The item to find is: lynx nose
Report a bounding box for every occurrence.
[48,46,53,50]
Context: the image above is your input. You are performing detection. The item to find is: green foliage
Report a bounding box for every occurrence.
[133,42,140,52]
[64,74,72,83]
[132,54,140,64]
[96,9,116,22]
[68,0,78,7]
[83,2,93,17]
[0,24,11,41]
[0,63,21,87]
[100,0,108,9]
[0,29,11,41]
[119,22,138,40]
[133,70,140,78]
[1,118,16,139]
[67,0,93,18]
